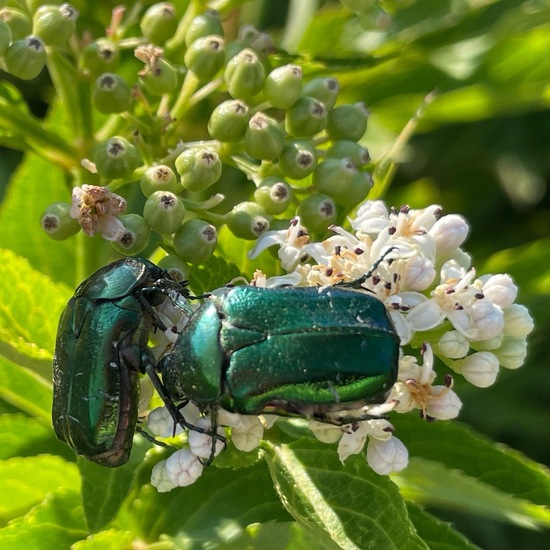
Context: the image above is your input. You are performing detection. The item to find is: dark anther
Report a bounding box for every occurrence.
[400,205,410,214]
[444,374,453,388]
[334,245,341,256]
[388,226,397,235]
[354,248,364,255]
[475,292,484,299]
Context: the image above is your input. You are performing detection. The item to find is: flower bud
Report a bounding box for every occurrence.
[184,35,225,82]
[40,202,80,240]
[503,304,534,338]
[185,10,224,46]
[139,57,178,95]
[403,256,436,291]
[165,448,203,487]
[309,420,343,444]
[80,39,119,78]
[94,136,142,180]
[482,274,518,308]
[140,164,181,197]
[285,96,327,138]
[254,177,293,215]
[224,48,265,99]
[33,4,77,47]
[188,417,225,459]
[263,64,302,109]
[437,330,469,359]
[296,193,337,233]
[494,337,528,369]
[111,214,151,255]
[302,77,339,110]
[92,73,132,114]
[173,219,217,264]
[0,8,31,42]
[175,147,222,192]
[0,20,12,56]
[278,141,318,180]
[5,36,46,80]
[151,460,175,492]
[327,140,371,167]
[429,214,469,256]
[327,102,369,141]
[207,99,249,142]
[231,416,264,452]
[425,387,462,420]
[244,112,285,161]
[140,2,178,45]
[148,406,183,438]
[157,255,189,283]
[237,24,273,55]
[143,191,185,234]
[459,351,499,388]
[226,201,270,240]
[469,300,504,341]
[366,436,408,475]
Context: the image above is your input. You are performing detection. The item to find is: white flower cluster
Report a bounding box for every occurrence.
[148,200,533,490]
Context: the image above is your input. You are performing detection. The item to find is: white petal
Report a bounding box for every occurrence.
[406,300,446,331]
[469,300,504,341]
[337,423,369,463]
[460,352,499,388]
[429,214,469,255]
[447,308,477,339]
[248,229,286,259]
[309,420,343,444]
[482,274,518,308]
[366,436,409,475]
[437,330,470,359]
[404,256,436,291]
[426,387,462,420]
[389,310,412,346]
[503,304,534,338]
[494,338,528,369]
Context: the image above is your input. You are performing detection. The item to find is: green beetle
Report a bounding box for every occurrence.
[159,282,399,429]
[52,257,188,467]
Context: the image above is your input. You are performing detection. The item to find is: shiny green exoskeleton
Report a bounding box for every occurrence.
[52,257,187,467]
[159,284,399,423]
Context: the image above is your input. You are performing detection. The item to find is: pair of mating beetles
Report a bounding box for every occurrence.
[52,256,400,467]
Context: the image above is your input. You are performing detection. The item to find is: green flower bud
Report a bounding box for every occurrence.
[184,35,224,82]
[279,140,318,180]
[207,99,249,142]
[80,39,119,78]
[0,20,12,56]
[175,147,222,192]
[143,190,185,234]
[327,102,369,141]
[237,24,273,56]
[4,36,46,80]
[285,96,327,138]
[264,64,302,109]
[40,202,80,240]
[244,112,285,161]
[326,140,371,167]
[33,4,77,47]
[92,73,132,114]
[224,48,265,99]
[140,2,178,45]
[157,255,190,282]
[226,201,270,240]
[0,8,32,42]
[111,214,151,255]
[302,77,339,111]
[185,10,224,46]
[94,136,143,180]
[173,219,217,264]
[140,164,181,197]
[139,57,178,95]
[254,177,293,215]
[296,193,337,233]
[313,157,372,206]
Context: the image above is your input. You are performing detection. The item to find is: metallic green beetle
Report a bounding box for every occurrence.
[159,283,399,427]
[52,257,188,467]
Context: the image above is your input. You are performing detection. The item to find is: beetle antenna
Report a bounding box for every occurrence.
[344,246,398,289]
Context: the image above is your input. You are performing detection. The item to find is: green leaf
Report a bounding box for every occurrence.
[406,503,481,550]
[72,528,139,549]
[0,249,71,377]
[264,437,428,549]
[0,455,80,523]
[78,436,150,533]
[188,252,244,295]
[0,489,87,549]
[0,357,52,421]
[125,460,290,542]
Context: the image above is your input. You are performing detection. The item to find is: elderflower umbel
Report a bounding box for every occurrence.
[148,200,533,491]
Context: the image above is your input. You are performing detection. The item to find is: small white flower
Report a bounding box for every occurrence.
[469,299,504,341]
[481,274,518,308]
[503,304,534,338]
[458,351,499,387]
[165,448,204,487]
[231,416,264,452]
[437,330,470,359]
[309,420,343,444]
[337,418,393,463]
[425,386,462,420]
[188,417,225,459]
[494,338,528,369]
[366,436,409,475]
[150,460,176,492]
[429,214,469,256]
[403,256,436,291]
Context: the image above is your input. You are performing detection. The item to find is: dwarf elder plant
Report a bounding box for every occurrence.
[0,1,549,549]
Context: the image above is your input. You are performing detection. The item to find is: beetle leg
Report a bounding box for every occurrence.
[136,425,171,448]
[201,408,227,467]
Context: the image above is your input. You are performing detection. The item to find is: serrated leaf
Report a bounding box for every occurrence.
[392,415,550,508]
[0,455,80,522]
[406,503,481,550]
[395,458,550,529]
[71,528,137,549]
[0,488,86,549]
[126,461,289,542]
[0,357,52,421]
[188,253,244,294]
[0,249,71,377]
[264,437,428,550]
